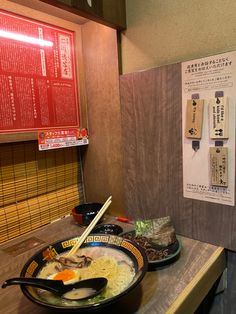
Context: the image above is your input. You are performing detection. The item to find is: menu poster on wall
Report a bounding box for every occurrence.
[0,9,80,133]
[38,128,88,151]
[182,51,236,206]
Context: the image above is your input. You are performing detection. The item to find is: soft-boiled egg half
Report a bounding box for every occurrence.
[48,269,80,285]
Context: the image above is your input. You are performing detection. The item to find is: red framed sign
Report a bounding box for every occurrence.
[0,9,80,133]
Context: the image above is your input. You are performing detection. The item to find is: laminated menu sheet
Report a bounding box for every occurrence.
[0,9,80,133]
[182,51,236,206]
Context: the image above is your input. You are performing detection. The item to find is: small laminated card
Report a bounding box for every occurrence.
[185,99,204,139]
[209,97,229,139]
[209,147,228,187]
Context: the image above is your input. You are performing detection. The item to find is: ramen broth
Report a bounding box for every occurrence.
[63,287,96,300]
[36,247,135,306]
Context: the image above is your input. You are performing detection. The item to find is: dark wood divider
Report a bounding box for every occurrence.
[120,63,236,251]
[81,21,124,216]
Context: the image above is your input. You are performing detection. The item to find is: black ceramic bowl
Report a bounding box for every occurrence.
[20,234,148,312]
[92,224,123,235]
[72,203,103,226]
[121,230,181,268]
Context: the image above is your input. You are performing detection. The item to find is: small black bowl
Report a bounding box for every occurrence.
[72,203,103,226]
[92,224,123,235]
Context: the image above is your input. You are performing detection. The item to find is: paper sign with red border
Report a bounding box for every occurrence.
[38,128,88,150]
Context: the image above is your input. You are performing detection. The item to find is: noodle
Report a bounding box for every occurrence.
[79,256,134,296]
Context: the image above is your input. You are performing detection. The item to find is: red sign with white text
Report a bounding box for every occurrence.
[0,10,79,133]
[38,128,88,150]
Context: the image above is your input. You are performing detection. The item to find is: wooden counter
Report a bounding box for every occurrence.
[0,216,225,314]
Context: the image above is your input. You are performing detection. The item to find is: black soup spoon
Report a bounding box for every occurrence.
[2,277,108,300]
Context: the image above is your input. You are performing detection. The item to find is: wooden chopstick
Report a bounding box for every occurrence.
[66,196,112,257]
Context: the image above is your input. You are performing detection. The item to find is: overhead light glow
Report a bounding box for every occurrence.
[0,30,53,47]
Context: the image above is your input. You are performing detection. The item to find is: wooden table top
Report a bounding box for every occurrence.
[0,216,225,314]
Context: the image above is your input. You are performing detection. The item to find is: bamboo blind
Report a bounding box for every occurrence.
[0,141,84,244]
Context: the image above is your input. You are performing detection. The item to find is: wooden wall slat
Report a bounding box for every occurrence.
[120,63,193,236]
[192,202,234,249]
[81,21,124,216]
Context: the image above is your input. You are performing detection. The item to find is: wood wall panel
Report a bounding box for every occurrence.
[192,202,234,249]
[120,63,193,235]
[81,21,124,216]
[120,62,236,251]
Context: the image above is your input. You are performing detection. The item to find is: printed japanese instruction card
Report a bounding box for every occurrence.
[182,51,236,205]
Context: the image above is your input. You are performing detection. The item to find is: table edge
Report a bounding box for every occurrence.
[166,246,226,314]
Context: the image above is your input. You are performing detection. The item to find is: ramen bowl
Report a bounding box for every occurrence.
[20,234,148,312]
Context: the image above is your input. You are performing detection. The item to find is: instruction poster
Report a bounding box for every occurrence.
[0,9,79,133]
[182,51,236,206]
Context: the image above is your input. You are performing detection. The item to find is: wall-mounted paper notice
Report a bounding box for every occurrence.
[182,51,236,206]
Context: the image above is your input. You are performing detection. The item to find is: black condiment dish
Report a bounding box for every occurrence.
[92,224,123,235]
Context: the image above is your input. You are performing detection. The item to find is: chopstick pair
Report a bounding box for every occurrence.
[66,196,112,257]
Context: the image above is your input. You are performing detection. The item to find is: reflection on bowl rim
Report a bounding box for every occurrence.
[20,234,148,312]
